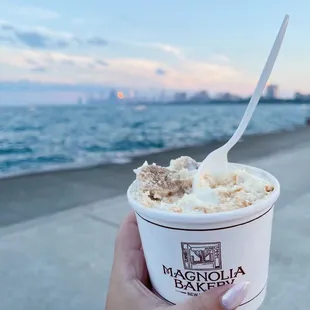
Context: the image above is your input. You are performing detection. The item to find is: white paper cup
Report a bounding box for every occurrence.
[127,163,280,310]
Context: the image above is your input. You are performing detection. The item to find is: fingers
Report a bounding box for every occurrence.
[220,282,250,309]
[115,211,141,254]
[114,211,149,282]
[174,282,250,310]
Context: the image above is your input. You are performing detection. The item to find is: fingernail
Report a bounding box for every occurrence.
[221,281,250,310]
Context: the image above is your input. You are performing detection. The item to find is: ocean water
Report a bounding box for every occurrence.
[0,103,308,177]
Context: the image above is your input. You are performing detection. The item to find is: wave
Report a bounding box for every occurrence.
[0,103,307,177]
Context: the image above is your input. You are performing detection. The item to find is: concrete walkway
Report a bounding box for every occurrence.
[0,139,310,309]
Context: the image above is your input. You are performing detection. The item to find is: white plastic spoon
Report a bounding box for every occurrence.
[193,14,290,191]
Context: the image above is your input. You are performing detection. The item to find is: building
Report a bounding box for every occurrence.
[108,89,118,102]
[265,84,278,99]
[191,90,210,102]
[216,92,241,101]
[294,92,310,102]
[159,90,167,102]
[174,92,187,102]
[86,89,120,105]
[77,97,84,105]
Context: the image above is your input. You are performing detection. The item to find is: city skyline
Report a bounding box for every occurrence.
[1,79,310,106]
[81,83,310,106]
[1,1,310,104]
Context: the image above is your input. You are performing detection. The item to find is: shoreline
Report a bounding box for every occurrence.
[0,125,310,227]
[0,124,308,181]
[0,103,308,179]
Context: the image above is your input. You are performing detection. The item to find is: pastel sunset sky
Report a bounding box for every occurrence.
[0,0,309,104]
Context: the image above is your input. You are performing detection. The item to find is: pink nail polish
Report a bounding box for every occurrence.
[221,281,250,310]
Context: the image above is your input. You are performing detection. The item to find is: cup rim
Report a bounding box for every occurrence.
[127,163,280,225]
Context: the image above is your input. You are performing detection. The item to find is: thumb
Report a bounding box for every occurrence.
[174,282,250,310]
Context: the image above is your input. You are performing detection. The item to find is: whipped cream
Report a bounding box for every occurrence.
[131,156,274,214]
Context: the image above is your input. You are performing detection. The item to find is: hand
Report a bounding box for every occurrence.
[105,211,249,310]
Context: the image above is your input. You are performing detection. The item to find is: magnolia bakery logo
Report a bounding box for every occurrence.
[162,242,246,296]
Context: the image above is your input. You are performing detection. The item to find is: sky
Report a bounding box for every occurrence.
[0,0,310,104]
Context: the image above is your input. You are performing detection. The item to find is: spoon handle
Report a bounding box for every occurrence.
[225,14,289,151]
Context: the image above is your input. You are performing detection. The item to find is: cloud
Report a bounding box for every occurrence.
[1,23,73,49]
[31,66,47,73]
[95,60,109,67]
[88,59,109,69]
[0,47,252,94]
[155,68,166,76]
[0,48,107,76]
[1,24,15,31]
[87,37,108,46]
[15,30,54,48]
[118,39,184,59]
[12,29,69,49]
[148,43,184,59]
[210,54,230,64]
[1,22,182,60]
[25,58,39,65]
[61,59,76,66]
[0,22,108,49]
